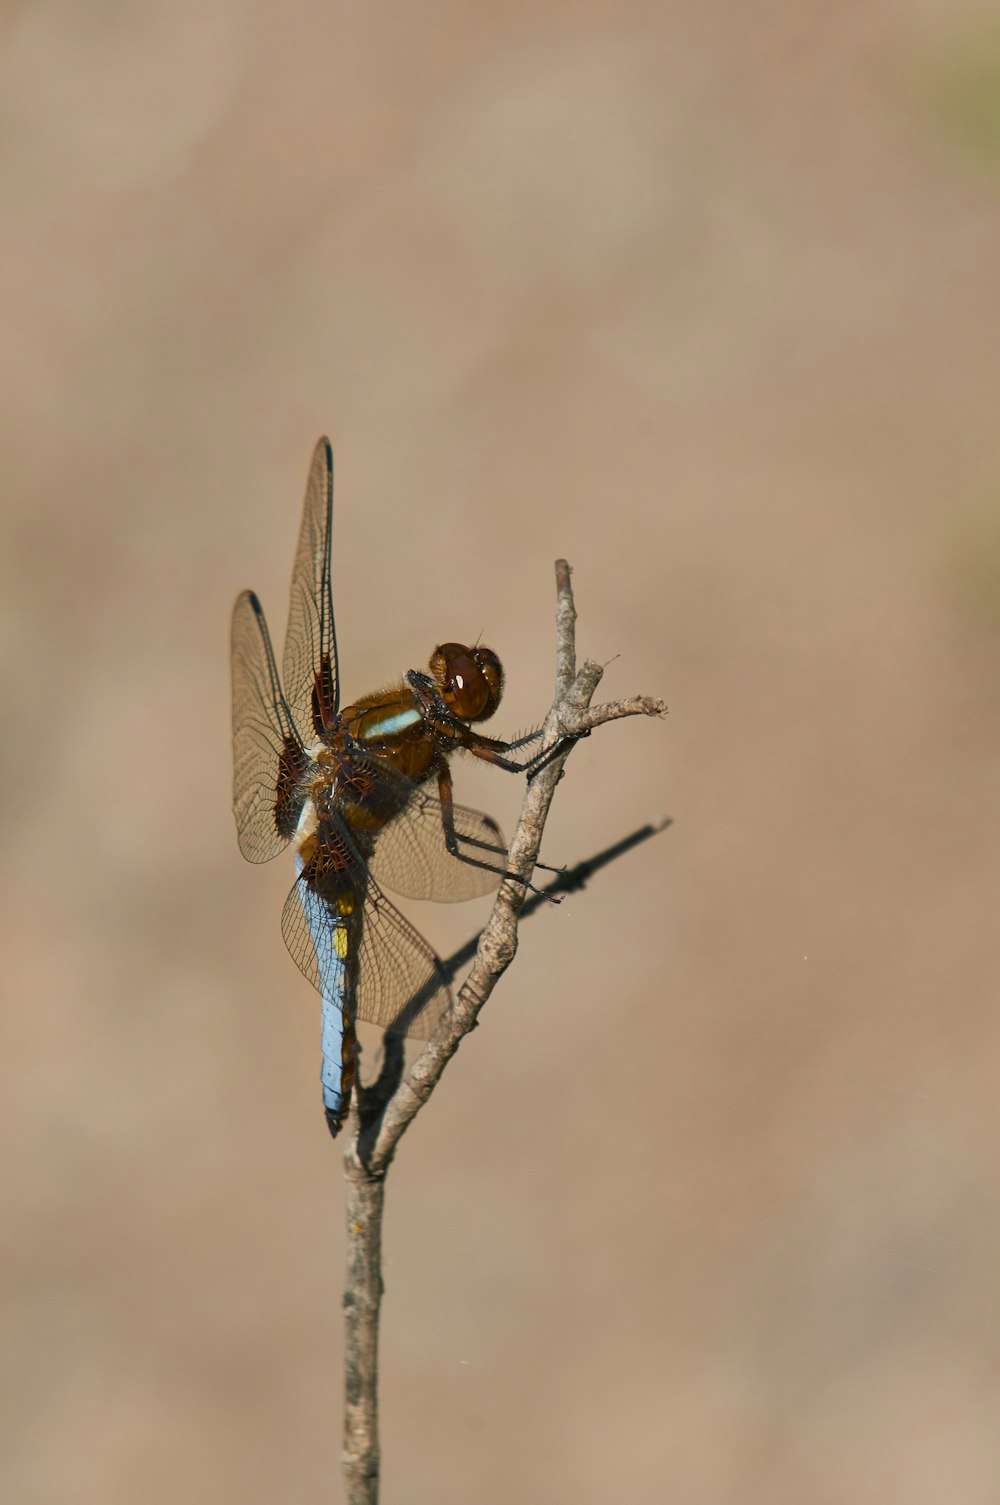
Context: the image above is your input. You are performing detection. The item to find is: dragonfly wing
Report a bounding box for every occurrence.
[282,868,452,1043]
[231,589,306,863]
[369,792,508,902]
[356,875,452,1038]
[283,437,339,740]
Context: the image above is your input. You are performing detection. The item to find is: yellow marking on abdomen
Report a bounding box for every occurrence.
[334,892,356,959]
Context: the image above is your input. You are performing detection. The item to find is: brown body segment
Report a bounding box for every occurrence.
[292,642,526,906]
[342,684,439,780]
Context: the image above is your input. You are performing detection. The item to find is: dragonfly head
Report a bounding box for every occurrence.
[429,643,504,723]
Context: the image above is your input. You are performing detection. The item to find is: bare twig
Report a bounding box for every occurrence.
[342,1167,384,1503]
[339,559,667,1503]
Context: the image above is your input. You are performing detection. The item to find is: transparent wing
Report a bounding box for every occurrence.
[283,437,339,741]
[369,790,508,902]
[281,869,452,1040]
[231,589,306,863]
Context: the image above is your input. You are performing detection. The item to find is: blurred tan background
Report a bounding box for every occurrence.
[3,2,1000,1501]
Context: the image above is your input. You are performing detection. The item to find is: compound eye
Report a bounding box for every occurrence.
[429,643,504,722]
[470,647,503,719]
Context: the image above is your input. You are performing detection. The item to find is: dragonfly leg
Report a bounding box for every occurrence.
[463,732,578,778]
[499,726,545,752]
[435,768,562,896]
[435,766,508,879]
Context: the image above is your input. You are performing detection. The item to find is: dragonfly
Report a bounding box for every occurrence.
[230,438,556,1137]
